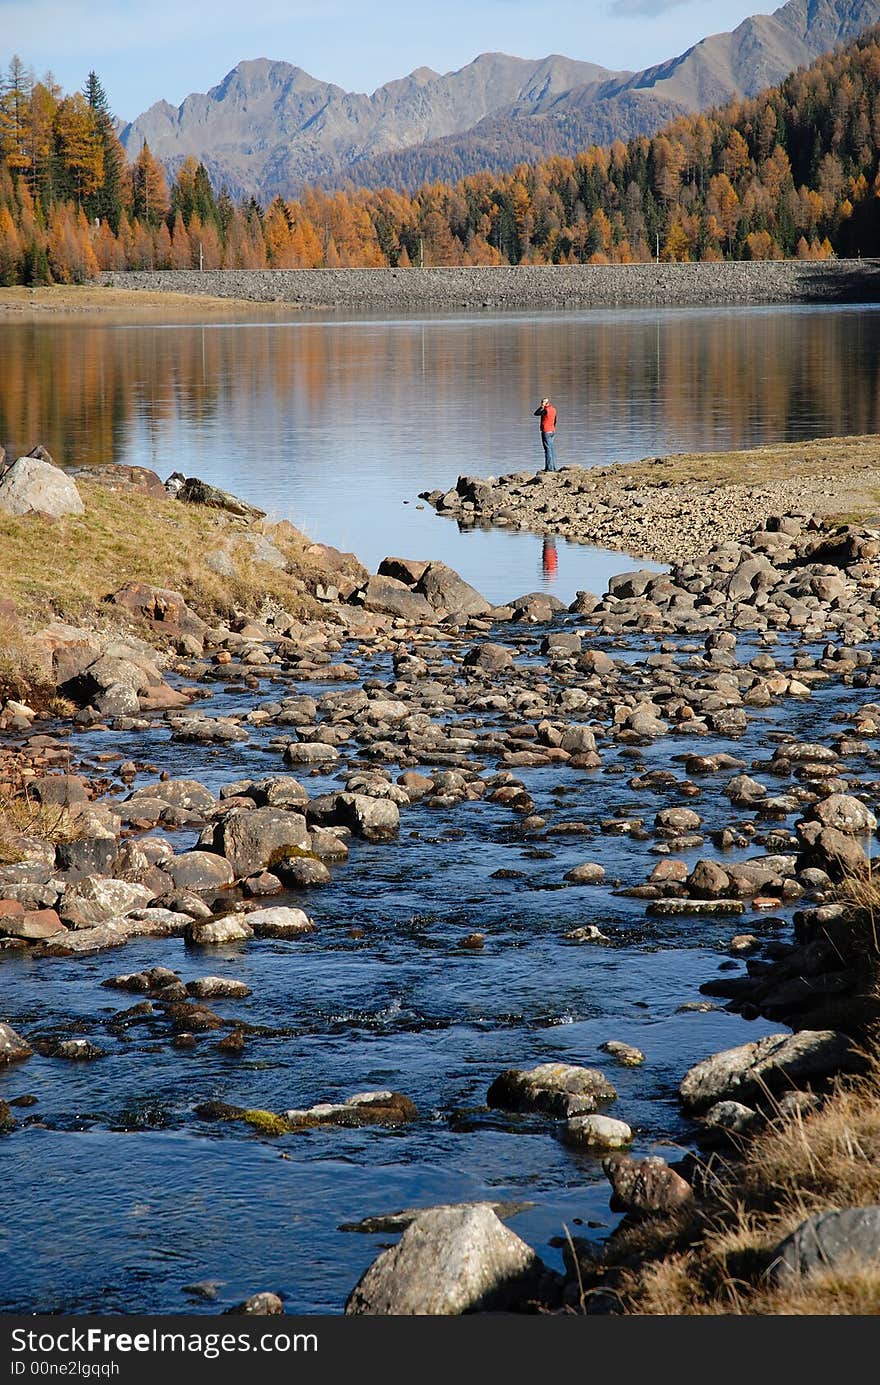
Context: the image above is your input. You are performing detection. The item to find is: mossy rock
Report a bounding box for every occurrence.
[241,1108,292,1136]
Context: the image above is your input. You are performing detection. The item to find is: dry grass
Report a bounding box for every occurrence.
[611,434,880,489]
[598,1066,880,1316]
[0,286,302,319]
[0,480,336,630]
[0,773,84,864]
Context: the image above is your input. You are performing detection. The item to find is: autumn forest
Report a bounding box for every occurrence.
[4,28,880,283]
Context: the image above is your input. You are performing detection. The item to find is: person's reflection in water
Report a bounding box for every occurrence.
[542,535,558,583]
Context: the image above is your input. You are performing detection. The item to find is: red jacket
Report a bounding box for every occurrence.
[537,403,557,432]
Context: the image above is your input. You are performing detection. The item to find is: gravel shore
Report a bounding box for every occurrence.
[99,259,880,312]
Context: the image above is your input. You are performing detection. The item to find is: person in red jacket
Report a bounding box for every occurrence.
[534,396,557,471]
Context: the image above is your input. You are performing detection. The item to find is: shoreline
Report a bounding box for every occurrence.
[97,259,880,313]
[0,286,304,319]
[425,435,880,565]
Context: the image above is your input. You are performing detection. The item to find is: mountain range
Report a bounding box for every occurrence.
[119,0,880,200]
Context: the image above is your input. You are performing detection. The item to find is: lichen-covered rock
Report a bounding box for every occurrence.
[603,1154,693,1216]
[0,456,84,518]
[0,1022,32,1063]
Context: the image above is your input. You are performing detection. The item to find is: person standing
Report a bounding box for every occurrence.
[534,396,557,471]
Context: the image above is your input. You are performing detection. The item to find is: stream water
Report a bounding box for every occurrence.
[1,302,879,1312]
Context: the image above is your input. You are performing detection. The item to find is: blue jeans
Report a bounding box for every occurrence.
[541,430,556,471]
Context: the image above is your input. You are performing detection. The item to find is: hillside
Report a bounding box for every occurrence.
[118,0,880,197]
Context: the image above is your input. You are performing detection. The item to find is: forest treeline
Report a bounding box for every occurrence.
[4,29,880,282]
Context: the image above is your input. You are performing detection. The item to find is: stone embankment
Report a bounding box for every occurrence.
[99,259,880,312]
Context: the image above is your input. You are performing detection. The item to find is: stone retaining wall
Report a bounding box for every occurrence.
[100,260,880,312]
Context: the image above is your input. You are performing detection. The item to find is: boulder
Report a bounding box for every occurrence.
[0,457,84,518]
[769,1207,880,1284]
[807,794,877,836]
[487,1063,616,1118]
[108,583,208,651]
[185,916,254,946]
[214,807,310,877]
[334,793,399,842]
[564,1114,632,1150]
[0,1022,32,1063]
[603,1155,693,1216]
[246,906,315,938]
[679,1030,857,1114]
[173,475,265,520]
[162,852,235,893]
[358,575,434,622]
[415,562,491,617]
[463,643,514,672]
[345,1204,547,1315]
[60,877,155,929]
[564,862,606,885]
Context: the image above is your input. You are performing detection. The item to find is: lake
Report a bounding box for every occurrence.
[3,301,880,604]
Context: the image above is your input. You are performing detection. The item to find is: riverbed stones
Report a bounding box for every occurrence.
[487,1063,616,1118]
[186,976,252,999]
[806,793,877,835]
[679,1030,857,1113]
[333,793,399,841]
[345,1204,548,1315]
[564,862,606,884]
[599,1040,645,1067]
[415,561,491,617]
[0,457,84,518]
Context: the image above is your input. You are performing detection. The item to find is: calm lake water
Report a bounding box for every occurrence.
[1,302,878,1314]
[3,302,880,603]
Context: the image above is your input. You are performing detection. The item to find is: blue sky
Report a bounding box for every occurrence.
[2,0,775,120]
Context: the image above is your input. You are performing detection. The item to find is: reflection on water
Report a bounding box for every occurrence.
[2,303,879,602]
[542,536,559,584]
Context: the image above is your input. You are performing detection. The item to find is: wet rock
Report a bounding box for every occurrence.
[487,1063,616,1118]
[0,456,84,518]
[564,1114,633,1150]
[185,917,254,946]
[769,1207,880,1285]
[284,1090,416,1129]
[598,1040,645,1067]
[679,1030,857,1114]
[50,1038,104,1061]
[275,857,331,887]
[603,1154,693,1216]
[339,1200,535,1234]
[563,925,610,944]
[564,862,606,885]
[688,860,731,898]
[345,1204,548,1315]
[0,1023,32,1063]
[245,906,315,939]
[214,807,310,877]
[648,898,744,917]
[186,976,252,999]
[223,1292,283,1316]
[43,921,131,955]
